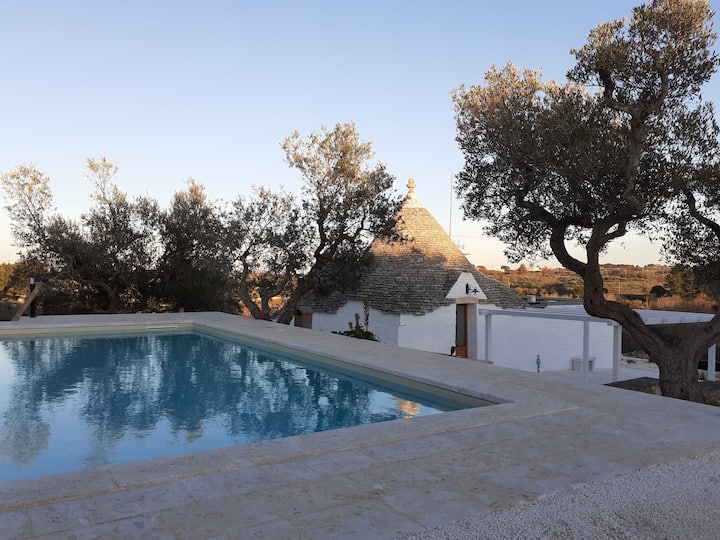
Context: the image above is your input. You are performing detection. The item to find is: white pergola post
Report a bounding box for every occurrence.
[484,314,493,364]
[612,323,622,382]
[708,344,717,382]
[466,302,479,360]
[582,320,590,382]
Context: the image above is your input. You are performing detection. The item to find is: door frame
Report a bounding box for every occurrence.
[455,303,468,357]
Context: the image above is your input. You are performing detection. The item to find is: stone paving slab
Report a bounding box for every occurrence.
[1,312,720,539]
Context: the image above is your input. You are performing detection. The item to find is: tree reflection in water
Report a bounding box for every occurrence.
[0,332,442,480]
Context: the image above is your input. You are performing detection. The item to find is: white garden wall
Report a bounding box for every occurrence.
[477,310,615,372]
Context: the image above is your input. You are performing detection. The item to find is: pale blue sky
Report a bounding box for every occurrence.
[2,1,718,267]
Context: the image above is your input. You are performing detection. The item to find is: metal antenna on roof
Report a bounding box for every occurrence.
[449,172,453,238]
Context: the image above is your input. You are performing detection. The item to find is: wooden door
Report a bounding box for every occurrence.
[455,304,468,357]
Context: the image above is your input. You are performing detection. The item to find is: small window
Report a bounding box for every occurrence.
[294,308,313,329]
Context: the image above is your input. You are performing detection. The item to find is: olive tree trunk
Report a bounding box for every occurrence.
[653,347,705,402]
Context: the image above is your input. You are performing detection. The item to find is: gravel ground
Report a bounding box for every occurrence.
[398,451,720,540]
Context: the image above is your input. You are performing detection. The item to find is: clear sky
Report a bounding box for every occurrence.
[1,1,718,267]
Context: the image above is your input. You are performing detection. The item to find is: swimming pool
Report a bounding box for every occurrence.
[0,329,489,482]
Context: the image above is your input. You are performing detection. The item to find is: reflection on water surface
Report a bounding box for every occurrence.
[0,332,448,481]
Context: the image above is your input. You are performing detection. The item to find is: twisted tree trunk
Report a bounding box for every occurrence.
[552,225,718,403]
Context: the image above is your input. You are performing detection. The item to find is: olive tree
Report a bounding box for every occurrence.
[3,158,160,312]
[156,179,234,312]
[1,164,57,304]
[1,164,54,255]
[227,187,310,320]
[77,157,160,311]
[229,122,399,324]
[453,0,720,401]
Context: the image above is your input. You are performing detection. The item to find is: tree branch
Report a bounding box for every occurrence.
[685,190,720,243]
[549,225,586,276]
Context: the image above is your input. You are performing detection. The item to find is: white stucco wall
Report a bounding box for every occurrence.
[310,301,402,345]
[397,305,457,356]
[309,301,464,357]
[478,311,615,372]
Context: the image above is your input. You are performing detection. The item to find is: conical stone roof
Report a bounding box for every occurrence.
[306,179,525,314]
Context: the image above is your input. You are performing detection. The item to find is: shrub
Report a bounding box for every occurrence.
[333,300,379,341]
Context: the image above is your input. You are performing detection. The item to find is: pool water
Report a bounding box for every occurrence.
[0,331,474,482]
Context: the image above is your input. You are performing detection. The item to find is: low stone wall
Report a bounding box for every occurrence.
[606,377,662,395]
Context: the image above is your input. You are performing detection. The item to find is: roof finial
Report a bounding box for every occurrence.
[403,178,423,208]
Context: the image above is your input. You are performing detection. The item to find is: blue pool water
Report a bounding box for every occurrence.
[0,331,482,482]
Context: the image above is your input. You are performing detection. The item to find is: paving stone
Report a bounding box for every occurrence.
[287,499,421,540]
[251,475,378,516]
[156,494,284,539]
[0,468,117,510]
[0,508,33,540]
[35,514,174,540]
[346,459,445,490]
[27,483,193,537]
[380,479,498,530]
[107,449,235,487]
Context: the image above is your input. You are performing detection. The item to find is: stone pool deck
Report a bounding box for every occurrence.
[1,312,719,539]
